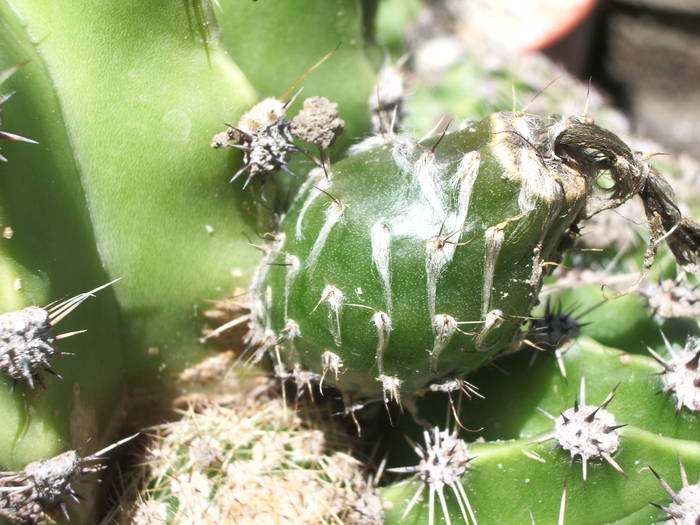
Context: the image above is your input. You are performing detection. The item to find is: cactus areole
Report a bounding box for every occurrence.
[248,111,699,401]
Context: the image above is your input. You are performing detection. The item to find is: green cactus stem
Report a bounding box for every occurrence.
[0,0,263,495]
[380,336,700,524]
[382,426,700,525]
[0,0,261,386]
[0,63,36,163]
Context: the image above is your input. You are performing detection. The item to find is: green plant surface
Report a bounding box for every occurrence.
[382,428,700,525]
[0,35,125,471]
[379,332,699,524]
[398,336,699,445]
[372,0,422,57]
[216,0,376,153]
[0,0,261,393]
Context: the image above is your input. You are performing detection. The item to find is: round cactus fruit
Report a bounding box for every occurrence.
[249,110,698,402]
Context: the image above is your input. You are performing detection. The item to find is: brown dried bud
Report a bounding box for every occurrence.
[290,96,345,149]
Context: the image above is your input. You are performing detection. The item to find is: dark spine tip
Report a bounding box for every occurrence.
[684,349,700,371]
[604,424,627,433]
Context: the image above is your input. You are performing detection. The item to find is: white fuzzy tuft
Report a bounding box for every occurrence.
[307,200,344,271]
[283,254,301,321]
[414,151,445,218]
[295,173,332,240]
[481,225,505,318]
[533,377,625,482]
[424,237,453,319]
[430,314,458,371]
[314,285,345,347]
[649,336,700,413]
[475,309,505,352]
[372,311,392,375]
[370,222,393,313]
[451,151,480,229]
[389,427,477,525]
[378,374,403,405]
[320,350,344,389]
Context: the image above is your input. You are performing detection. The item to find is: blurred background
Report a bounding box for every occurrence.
[377,0,700,157]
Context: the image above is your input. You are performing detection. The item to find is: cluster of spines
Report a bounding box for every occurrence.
[389,343,699,524]
[648,334,700,413]
[0,280,118,389]
[531,377,626,481]
[112,376,382,525]
[0,434,135,524]
[211,93,345,189]
[389,426,477,525]
[648,460,700,524]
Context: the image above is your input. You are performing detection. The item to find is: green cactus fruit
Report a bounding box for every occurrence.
[248,109,700,403]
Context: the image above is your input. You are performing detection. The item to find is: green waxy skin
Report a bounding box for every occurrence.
[0,0,259,388]
[0,17,125,471]
[382,430,700,525]
[543,284,700,357]
[216,0,376,154]
[252,111,593,400]
[381,337,700,524]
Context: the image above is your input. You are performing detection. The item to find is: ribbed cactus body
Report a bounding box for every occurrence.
[251,111,594,400]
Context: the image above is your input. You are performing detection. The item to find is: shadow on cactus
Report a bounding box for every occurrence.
[0,63,36,162]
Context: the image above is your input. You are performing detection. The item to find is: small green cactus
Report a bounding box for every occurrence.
[249,109,699,404]
[111,355,381,525]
